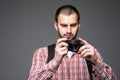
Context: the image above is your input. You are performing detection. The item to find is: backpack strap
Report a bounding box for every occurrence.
[86,59,93,80]
[47,44,55,63]
[47,44,92,79]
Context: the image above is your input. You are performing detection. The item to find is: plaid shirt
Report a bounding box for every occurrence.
[28,47,117,80]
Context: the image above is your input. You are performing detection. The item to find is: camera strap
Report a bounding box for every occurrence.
[47,44,93,80]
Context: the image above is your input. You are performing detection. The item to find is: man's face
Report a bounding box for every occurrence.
[54,13,80,40]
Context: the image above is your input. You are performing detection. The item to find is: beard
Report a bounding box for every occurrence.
[57,30,79,40]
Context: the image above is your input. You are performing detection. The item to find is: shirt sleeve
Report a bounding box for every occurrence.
[28,47,58,80]
[92,49,117,80]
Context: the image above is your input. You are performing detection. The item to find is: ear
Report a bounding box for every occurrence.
[54,22,58,31]
[78,23,80,29]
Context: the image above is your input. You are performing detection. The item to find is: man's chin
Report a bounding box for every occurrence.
[66,38,72,40]
[60,35,76,40]
[66,37,76,40]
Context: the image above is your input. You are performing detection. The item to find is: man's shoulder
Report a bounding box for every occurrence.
[37,46,48,50]
[33,43,55,57]
[33,46,48,56]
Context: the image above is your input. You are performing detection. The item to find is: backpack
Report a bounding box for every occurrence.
[47,44,93,80]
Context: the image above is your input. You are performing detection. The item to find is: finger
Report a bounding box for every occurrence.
[79,37,89,45]
[56,46,68,55]
[62,50,68,55]
[57,41,68,48]
[56,38,67,44]
[59,46,68,51]
[78,45,89,53]
[80,49,91,57]
[83,52,92,60]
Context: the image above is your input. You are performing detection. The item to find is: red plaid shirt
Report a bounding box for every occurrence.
[28,47,117,80]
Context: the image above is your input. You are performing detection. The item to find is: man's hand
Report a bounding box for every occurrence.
[78,38,100,65]
[52,38,68,67]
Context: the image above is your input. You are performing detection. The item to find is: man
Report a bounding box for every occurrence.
[28,5,117,80]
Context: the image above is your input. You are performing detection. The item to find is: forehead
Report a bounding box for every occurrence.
[58,13,78,24]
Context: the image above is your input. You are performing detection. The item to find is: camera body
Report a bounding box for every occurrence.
[65,40,84,52]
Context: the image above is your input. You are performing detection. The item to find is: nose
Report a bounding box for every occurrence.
[66,26,71,33]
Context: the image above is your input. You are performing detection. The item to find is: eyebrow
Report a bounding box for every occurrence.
[60,24,67,26]
[60,23,78,26]
[70,23,78,26]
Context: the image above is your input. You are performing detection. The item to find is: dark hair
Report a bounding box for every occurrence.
[55,5,80,23]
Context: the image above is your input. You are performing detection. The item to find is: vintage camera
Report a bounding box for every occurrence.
[65,40,84,52]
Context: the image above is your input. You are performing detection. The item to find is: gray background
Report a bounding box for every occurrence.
[0,0,120,80]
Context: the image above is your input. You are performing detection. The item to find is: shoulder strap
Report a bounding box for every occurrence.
[47,44,55,63]
[47,44,92,79]
[86,59,93,80]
